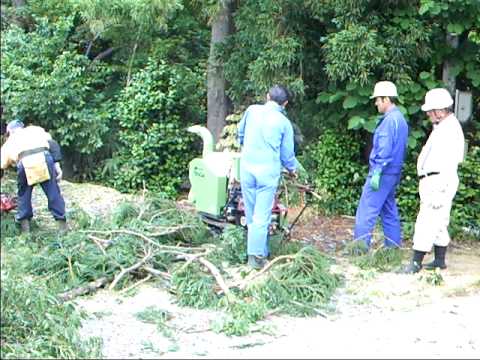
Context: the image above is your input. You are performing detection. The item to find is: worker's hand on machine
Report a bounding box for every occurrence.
[288,170,298,179]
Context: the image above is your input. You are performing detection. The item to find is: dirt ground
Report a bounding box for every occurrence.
[24,181,480,358]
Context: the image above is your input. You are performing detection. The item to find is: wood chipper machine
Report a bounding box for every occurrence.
[186,125,313,236]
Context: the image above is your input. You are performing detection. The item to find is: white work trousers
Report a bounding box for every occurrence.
[412,174,459,252]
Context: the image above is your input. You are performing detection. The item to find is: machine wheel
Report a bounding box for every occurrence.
[235,212,247,228]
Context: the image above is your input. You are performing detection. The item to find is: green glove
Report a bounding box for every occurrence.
[294,161,309,183]
[370,169,382,191]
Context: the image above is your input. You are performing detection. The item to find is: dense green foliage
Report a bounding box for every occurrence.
[300,128,367,215]
[1,16,114,155]
[450,144,480,238]
[104,59,205,195]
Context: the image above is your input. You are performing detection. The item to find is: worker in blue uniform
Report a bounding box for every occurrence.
[238,85,298,269]
[353,81,409,250]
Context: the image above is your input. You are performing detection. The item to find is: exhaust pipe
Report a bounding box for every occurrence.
[187,125,215,158]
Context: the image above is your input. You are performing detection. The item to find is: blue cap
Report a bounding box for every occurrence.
[6,119,24,135]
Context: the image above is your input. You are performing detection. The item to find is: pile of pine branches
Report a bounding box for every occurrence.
[2,192,341,342]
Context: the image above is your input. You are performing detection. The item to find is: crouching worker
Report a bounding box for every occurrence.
[0,119,68,234]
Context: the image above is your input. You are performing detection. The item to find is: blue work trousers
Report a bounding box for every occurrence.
[240,169,278,257]
[354,173,402,248]
[16,153,66,222]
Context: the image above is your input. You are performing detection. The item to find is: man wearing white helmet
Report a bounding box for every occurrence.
[353,81,409,251]
[402,88,465,273]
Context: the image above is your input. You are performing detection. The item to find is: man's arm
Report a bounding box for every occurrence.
[237,107,249,146]
[0,142,14,170]
[47,139,64,181]
[280,120,297,172]
[48,139,62,162]
[372,117,396,173]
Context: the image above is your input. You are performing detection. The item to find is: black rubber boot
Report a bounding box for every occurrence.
[400,250,426,274]
[20,219,30,234]
[57,220,69,235]
[424,245,447,270]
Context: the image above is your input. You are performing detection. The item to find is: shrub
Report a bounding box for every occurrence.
[105,59,205,196]
[450,144,480,239]
[300,128,367,215]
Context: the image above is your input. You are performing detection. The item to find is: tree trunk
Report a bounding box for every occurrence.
[207,1,234,143]
[11,0,27,29]
[442,33,459,95]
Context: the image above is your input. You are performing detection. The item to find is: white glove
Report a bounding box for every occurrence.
[54,162,63,181]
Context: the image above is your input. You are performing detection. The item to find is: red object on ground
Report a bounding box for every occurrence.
[0,193,17,212]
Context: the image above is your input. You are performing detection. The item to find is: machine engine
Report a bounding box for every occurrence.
[187,125,288,234]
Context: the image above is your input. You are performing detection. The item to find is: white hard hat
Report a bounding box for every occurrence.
[370,81,398,99]
[421,88,453,112]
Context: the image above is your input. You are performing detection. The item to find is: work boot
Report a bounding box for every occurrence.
[20,219,30,234]
[57,219,69,234]
[399,250,426,274]
[424,245,447,270]
[248,255,267,270]
[400,261,422,274]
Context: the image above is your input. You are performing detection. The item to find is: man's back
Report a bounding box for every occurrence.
[369,107,409,175]
[239,101,296,174]
[1,125,51,169]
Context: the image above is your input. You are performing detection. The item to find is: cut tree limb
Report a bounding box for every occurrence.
[119,275,152,295]
[83,228,196,250]
[142,266,171,280]
[88,234,109,255]
[109,251,153,290]
[197,257,234,303]
[235,255,296,291]
[59,277,109,302]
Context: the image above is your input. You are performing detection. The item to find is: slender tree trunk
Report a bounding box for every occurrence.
[13,0,26,7]
[207,1,234,143]
[442,33,459,95]
[12,0,27,29]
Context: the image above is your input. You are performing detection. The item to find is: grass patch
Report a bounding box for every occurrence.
[350,247,406,272]
[420,269,444,286]
[135,306,171,325]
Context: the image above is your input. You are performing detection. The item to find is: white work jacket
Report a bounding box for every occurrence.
[417,114,465,179]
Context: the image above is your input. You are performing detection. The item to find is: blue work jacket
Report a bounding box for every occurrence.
[238,101,297,176]
[369,106,409,175]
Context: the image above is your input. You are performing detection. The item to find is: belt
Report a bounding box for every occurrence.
[18,147,49,161]
[419,171,440,180]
